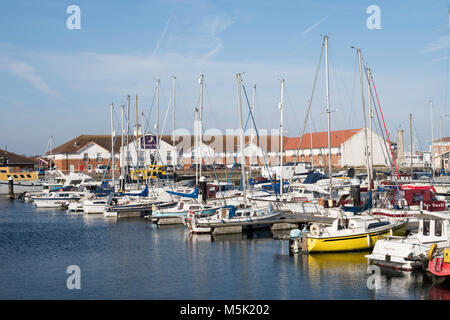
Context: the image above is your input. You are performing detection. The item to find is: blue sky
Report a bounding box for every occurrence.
[1,0,449,155]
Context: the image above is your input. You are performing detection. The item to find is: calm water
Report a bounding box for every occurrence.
[1,197,449,300]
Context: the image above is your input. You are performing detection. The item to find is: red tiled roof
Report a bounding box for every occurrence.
[0,149,37,165]
[284,129,360,150]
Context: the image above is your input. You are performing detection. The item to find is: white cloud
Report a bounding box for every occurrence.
[423,35,450,53]
[0,55,59,97]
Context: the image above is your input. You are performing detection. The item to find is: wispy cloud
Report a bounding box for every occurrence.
[423,34,450,53]
[200,16,234,61]
[152,16,172,58]
[0,55,58,97]
[302,16,328,35]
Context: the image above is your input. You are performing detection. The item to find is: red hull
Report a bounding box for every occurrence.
[428,258,450,278]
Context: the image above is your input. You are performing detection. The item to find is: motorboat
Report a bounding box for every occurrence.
[186,204,282,234]
[427,245,450,279]
[32,190,92,208]
[0,166,43,195]
[366,211,450,271]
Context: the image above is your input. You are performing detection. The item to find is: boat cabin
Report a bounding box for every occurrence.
[389,187,445,211]
[416,213,450,245]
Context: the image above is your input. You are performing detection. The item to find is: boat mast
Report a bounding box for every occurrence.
[110,103,115,186]
[252,85,256,164]
[126,95,130,176]
[156,79,160,165]
[410,113,413,178]
[172,76,176,172]
[431,100,435,179]
[136,94,140,187]
[199,75,204,180]
[367,68,373,183]
[279,79,285,196]
[324,35,332,198]
[237,73,247,206]
[194,108,199,187]
[310,111,314,170]
[121,104,124,178]
[357,48,371,187]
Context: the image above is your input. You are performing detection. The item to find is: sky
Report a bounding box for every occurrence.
[1,0,449,156]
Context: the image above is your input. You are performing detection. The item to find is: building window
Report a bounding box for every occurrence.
[127,151,132,161]
[167,151,172,161]
[139,151,144,161]
[96,153,102,162]
[83,153,88,161]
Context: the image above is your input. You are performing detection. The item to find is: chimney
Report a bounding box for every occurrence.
[397,130,404,165]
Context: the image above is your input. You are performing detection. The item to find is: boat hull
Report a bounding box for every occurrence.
[307,222,408,253]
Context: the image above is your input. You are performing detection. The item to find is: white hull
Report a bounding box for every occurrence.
[0,181,43,195]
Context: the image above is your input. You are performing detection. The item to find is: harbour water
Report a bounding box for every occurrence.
[1,198,449,300]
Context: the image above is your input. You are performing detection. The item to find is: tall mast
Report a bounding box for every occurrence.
[309,111,314,170]
[121,104,124,177]
[431,100,435,179]
[199,75,204,180]
[410,113,413,177]
[252,84,256,166]
[142,111,147,185]
[279,79,285,195]
[237,73,247,205]
[324,35,332,198]
[194,108,199,187]
[172,76,176,170]
[136,94,140,187]
[367,68,373,181]
[357,48,371,187]
[110,103,115,185]
[126,95,130,174]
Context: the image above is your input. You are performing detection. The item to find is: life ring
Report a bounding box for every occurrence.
[310,224,321,236]
[428,243,438,261]
[318,198,323,206]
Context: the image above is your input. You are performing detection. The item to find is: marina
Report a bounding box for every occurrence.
[3,0,450,306]
[0,198,448,300]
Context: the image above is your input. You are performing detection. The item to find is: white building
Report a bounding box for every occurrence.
[341,129,391,167]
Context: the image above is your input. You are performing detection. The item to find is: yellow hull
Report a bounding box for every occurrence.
[307,222,408,253]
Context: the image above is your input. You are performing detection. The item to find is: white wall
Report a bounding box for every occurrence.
[341,129,390,167]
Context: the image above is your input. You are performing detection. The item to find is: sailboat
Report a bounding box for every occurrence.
[186,73,282,233]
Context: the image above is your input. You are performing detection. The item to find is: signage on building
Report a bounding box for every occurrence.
[141,135,157,149]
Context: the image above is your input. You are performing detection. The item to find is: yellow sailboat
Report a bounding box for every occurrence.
[306,214,408,253]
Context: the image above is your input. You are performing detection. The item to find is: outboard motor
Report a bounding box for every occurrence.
[200,176,207,203]
[350,178,360,207]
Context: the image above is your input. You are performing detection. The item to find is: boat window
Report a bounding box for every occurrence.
[367,221,390,229]
[245,212,251,217]
[423,219,430,236]
[303,190,312,194]
[13,175,18,178]
[435,219,443,237]
[20,175,25,178]
[70,180,82,185]
[26,175,31,178]
[0,170,6,173]
[236,212,242,217]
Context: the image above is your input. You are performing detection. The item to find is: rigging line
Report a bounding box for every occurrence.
[413,120,425,152]
[242,82,280,203]
[364,66,399,179]
[292,40,324,167]
[328,48,348,129]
